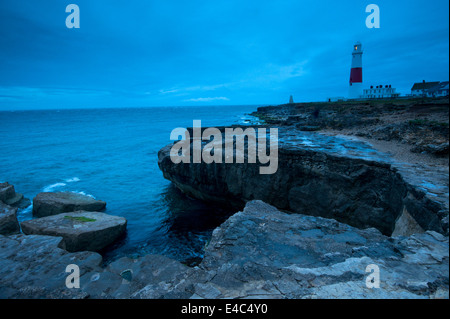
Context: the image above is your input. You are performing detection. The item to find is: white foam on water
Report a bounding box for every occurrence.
[300,137,315,147]
[17,203,33,222]
[65,177,81,183]
[20,203,32,213]
[70,190,95,199]
[43,182,66,192]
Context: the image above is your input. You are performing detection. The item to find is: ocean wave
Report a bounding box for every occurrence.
[65,177,80,183]
[43,182,66,192]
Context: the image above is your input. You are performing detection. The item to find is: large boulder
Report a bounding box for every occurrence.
[32,192,106,218]
[0,182,30,209]
[21,211,127,252]
[0,202,20,235]
[0,182,15,202]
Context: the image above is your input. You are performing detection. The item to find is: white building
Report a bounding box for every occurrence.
[362,85,400,99]
[431,81,450,97]
[411,81,449,97]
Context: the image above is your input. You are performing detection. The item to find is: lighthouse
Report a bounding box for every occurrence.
[349,42,363,99]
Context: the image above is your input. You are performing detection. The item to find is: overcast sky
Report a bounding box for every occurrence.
[0,0,448,110]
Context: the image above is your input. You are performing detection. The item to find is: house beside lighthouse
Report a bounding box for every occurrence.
[362,84,400,99]
[349,42,363,99]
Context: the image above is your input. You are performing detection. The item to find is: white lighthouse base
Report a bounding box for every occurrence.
[348,83,363,99]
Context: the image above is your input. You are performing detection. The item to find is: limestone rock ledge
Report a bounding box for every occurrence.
[187,201,449,299]
[158,134,448,237]
[3,201,447,299]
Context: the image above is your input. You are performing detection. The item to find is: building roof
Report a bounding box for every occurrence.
[411,81,440,91]
[440,81,449,90]
[428,81,449,93]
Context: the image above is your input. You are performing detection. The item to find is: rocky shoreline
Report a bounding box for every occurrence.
[1,97,449,299]
[1,200,448,299]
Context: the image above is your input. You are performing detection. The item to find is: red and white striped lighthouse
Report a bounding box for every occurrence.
[349,42,363,99]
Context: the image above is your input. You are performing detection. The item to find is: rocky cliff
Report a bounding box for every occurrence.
[158,127,448,237]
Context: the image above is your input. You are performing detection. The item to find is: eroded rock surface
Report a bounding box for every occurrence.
[0,233,190,299]
[134,201,449,299]
[0,234,102,298]
[1,201,448,299]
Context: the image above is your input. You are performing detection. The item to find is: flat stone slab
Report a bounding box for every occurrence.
[32,192,106,218]
[0,202,20,235]
[21,211,127,252]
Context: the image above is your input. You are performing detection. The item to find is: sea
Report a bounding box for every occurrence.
[0,105,259,265]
